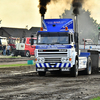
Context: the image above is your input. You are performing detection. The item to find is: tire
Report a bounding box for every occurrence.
[38,72,46,76]
[70,60,78,77]
[21,55,25,57]
[25,51,30,57]
[13,51,18,57]
[84,57,92,75]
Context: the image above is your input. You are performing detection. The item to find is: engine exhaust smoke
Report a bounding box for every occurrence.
[39,0,51,17]
[72,0,84,15]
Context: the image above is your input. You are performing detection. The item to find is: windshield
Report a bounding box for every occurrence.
[29,39,37,44]
[37,32,70,44]
[9,39,15,44]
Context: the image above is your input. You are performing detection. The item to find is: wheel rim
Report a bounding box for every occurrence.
[26,52,29,57]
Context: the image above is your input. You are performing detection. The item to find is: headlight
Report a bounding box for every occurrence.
[59,49,67,52]
[61,57,68,62]
[35,49,38,57]
[37,58,45,62]
[38,50,43,52]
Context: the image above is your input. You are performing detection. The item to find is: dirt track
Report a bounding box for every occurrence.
[0,57,100,100]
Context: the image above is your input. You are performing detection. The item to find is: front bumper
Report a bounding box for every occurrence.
[36,63,71,68]
[36,63,72,72]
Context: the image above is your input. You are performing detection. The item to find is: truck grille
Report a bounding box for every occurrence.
[45,58,61,63]
[38,49,67,63]
[38,53,67,57]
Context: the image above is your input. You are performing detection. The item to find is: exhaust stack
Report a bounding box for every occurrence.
[74,15,79,56]
[39,0,50,27]
[41,15,44,27]
[72,0,83,56]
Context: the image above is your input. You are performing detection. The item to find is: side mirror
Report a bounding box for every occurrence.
[31,39,34,45]
[31,35,34,45]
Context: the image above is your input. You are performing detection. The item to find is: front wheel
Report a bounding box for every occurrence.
[25,51,30,57]
[13,51,18,57]
[70,60,78,77]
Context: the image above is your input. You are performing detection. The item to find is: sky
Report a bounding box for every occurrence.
[0,0,100,29]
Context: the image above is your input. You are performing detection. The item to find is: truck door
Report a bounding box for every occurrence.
[16,38,25,50]
[29,39,37,55]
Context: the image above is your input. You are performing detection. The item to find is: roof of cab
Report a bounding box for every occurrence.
[38,19,74,33]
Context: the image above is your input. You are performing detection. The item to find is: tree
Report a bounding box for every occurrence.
[60,8,99,44]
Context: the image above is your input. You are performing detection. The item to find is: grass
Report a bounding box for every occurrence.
[0,63,35,68]
[7,56,20,58]
[90,97,100,100]
[0,55,34,58]
[0,56,21,58]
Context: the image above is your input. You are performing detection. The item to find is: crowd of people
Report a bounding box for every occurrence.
[0,44,11,56]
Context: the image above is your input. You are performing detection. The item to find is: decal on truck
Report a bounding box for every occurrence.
[36,45,72,49]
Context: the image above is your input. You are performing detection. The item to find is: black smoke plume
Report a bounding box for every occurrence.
[38,0,84,16]
[72,0,84,15]
[39,0,50,17]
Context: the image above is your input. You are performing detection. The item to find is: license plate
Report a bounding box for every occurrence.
[37,69,45,71]
[61,68,70,71]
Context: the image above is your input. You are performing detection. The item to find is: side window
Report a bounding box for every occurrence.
[29,39,37,44]
[22,38,26,43]
[34,39,37,44]
[29,39,31,44]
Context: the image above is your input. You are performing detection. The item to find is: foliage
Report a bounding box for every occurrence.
[90,97,100,100]
[0,56,21,58]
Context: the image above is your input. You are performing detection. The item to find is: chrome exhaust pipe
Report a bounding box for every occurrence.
[41,15,44,27]
[74,15,79,56]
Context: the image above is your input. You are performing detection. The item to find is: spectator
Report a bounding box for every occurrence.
[7,44,11,55]
[0,44,2,55]
[3,44,6,55]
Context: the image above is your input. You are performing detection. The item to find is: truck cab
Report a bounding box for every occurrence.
[15,37,37,57]
[8,37,20,52]
[34,19,91,77]
[0,36,7,46]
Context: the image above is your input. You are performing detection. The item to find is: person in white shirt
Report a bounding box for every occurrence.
[7,44,10,55]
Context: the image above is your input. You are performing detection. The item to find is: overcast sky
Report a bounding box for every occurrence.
[0,0,100,29]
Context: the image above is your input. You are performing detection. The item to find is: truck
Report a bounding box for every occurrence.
[32,18,92,77]
[14,37,37,57]
[8,37,20,52]
[0,36,7,46]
